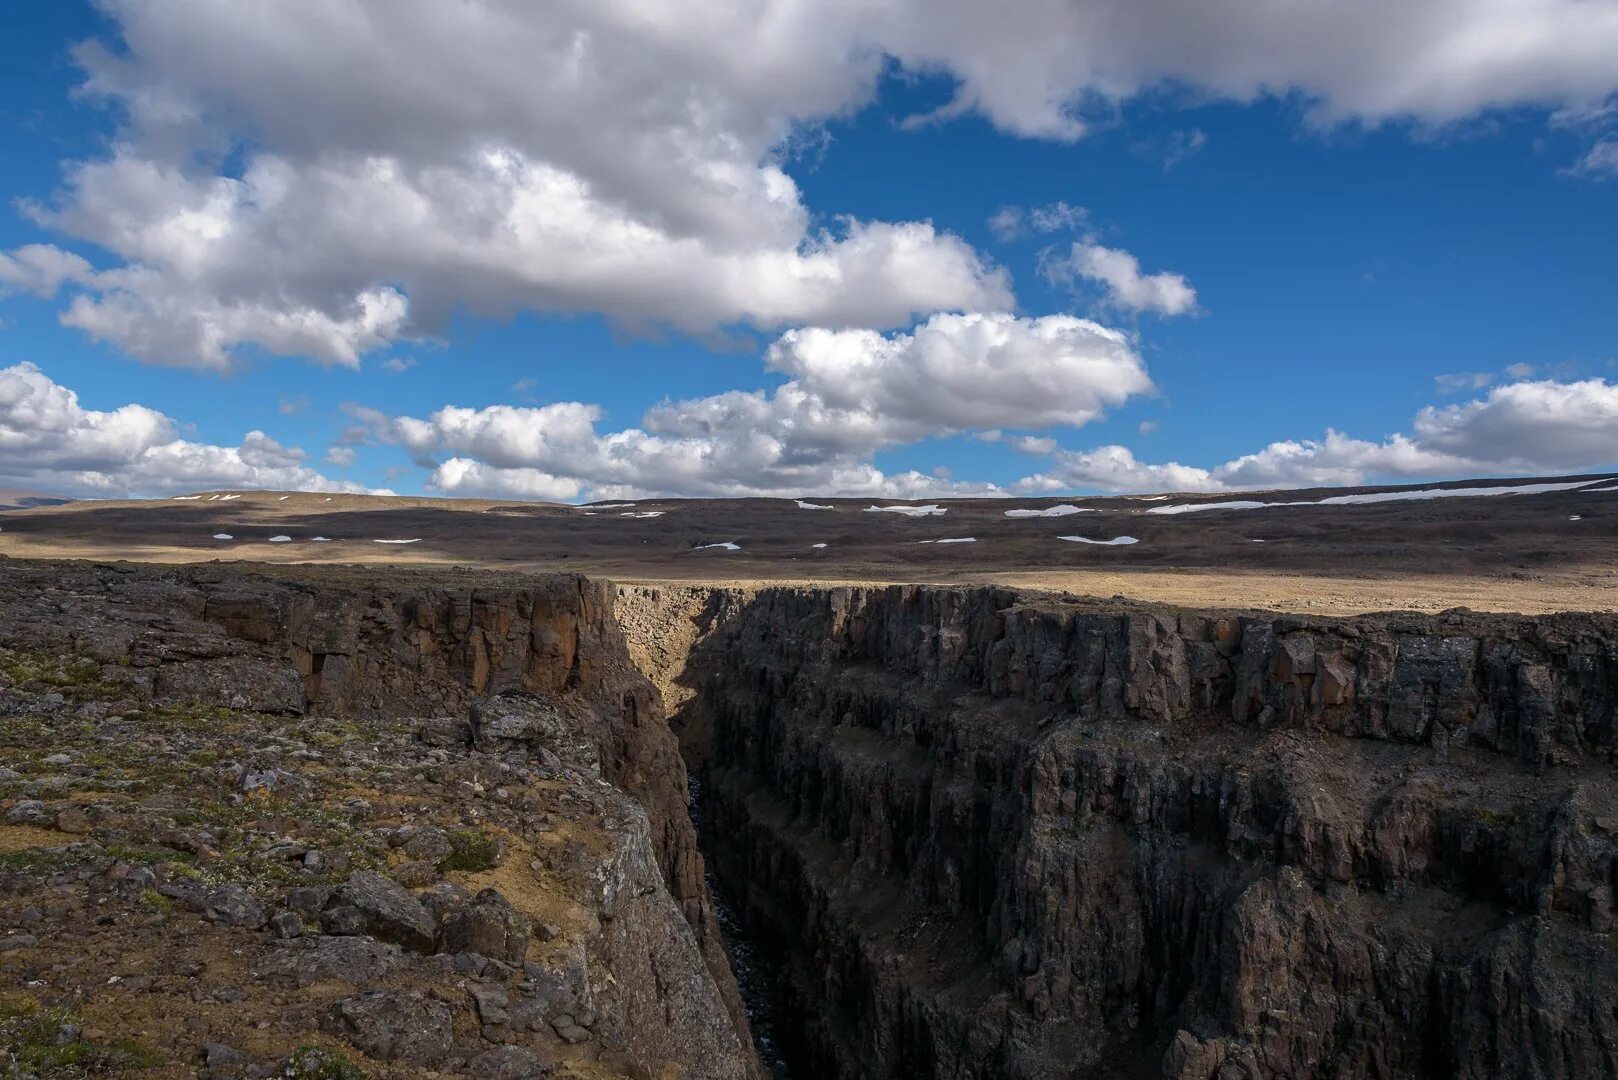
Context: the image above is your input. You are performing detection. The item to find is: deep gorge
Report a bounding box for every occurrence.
[3,562,1616,1079]
[648,584,1618,1080]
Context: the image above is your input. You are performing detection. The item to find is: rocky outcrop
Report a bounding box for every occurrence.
[0,562,758,1079]
[687,586,1618,1079]
[7,562,1617,1079]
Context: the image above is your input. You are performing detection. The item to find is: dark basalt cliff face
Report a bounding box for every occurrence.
[678,586,1618,1079]
[5,562,1617,1079]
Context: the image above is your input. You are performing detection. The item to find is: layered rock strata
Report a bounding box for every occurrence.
[682,586,1618,1079]
[0,562,757,1079]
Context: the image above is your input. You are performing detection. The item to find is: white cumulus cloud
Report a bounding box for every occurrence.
[1042,240,1198,316]
[7,1,1617,368]
[0,361,372,497]
[350,311,1150,499]
[988,201,1088,241]
[0,244,97,298]
[1017,378,1618,494]
[1018,445,1224,494]
[1571,139,1618,178]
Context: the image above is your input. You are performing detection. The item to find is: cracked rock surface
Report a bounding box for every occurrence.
[677,585,1618,1080]
[0,561,757,1080]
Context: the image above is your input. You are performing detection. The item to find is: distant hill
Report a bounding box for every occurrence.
[0,488,70,511]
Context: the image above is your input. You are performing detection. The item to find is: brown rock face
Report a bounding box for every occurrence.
[440,888,531,963]
[0,561,758,1080]
[683,586,1618,1079]
[8,562,1617,1079]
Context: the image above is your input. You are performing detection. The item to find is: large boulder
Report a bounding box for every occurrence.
[440,887,531,964]
[203,884,267,929]
[323,990,453,1063]
[398,824,455,863]
[415,715,472,748]
[329,870,437,952]
[469,692,567,756]
[470,1046,556,1079]
[256,935,407,988]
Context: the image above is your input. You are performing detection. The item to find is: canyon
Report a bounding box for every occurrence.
[1,560,1615,1078]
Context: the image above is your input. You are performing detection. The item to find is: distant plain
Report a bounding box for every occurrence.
[3,474,1615,615]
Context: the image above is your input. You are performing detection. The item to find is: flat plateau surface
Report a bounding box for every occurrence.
[3,473,1617,615]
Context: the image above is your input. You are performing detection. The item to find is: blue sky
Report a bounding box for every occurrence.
[1,1,1616,500]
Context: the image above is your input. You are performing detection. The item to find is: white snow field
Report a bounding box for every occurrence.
[1004,504,1093,519]
[1145,479,1607,516]
[865,504,946,517]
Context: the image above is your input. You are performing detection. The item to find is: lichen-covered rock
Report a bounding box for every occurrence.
[330,870,437,952]
[0,562,761,1080]
[471,1045,556,1079]
[322,990,454,1063]
[398,824,454,862]
[256,935,408,988]
[416,715,472,747]
[6,800,49,824]
[284,885,330,919]
[153,655,305,714]
[469,691,568,755]
[268,910,302,939]
[203,884,267,929]
[439,887,530,963]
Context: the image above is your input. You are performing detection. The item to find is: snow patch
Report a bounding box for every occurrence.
[694,541,741,551]
[267,535,292,543]
[592,503,636,510]
[1144,500,1270,516]
[373,538,421,544]
[1146,478,1606,516]
[796,500,833,510]
[865,504,946,517]
[918,537,977,544]
[1004,504,1093,519]
[212,533,233,540]
[811,542,828,548]
[620,511,665,519]
[171,495,202,501]
[1058,535,1139,545]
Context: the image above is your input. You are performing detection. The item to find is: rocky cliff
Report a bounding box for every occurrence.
[0,561,757,1079]
[680,586,1618,1079]
[4,563,1616,1079]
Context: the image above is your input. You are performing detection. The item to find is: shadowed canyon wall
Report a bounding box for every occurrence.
[665,585,1618,1079]
[6,562,1616,1079]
